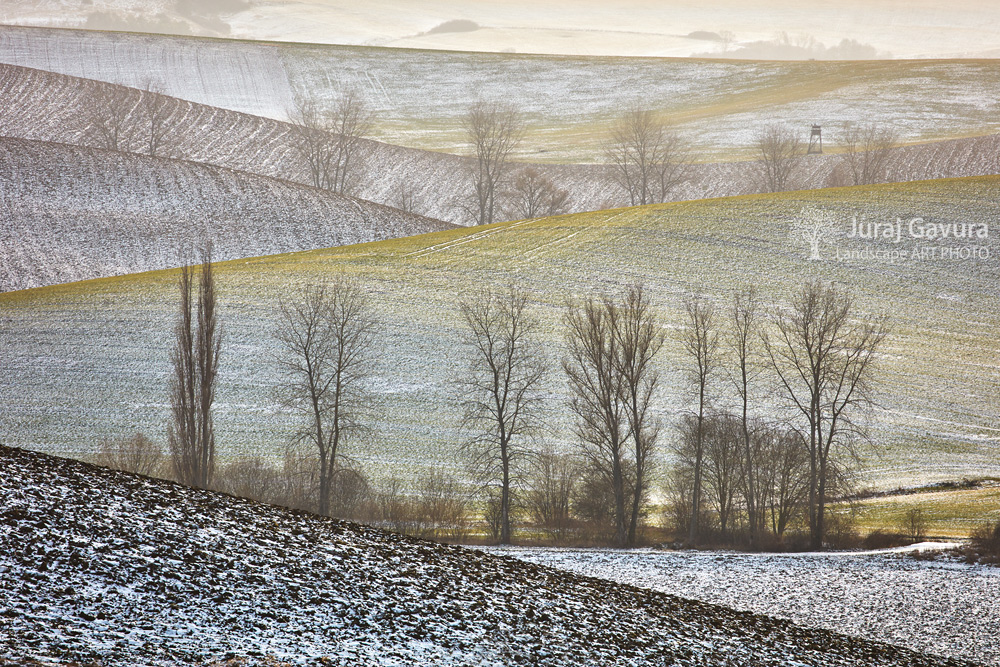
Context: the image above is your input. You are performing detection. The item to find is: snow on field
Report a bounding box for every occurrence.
[4,60,1000,238]
[4,25,1000,162]
[495,546,1000,666]
[1,444,971,667]
[0,177,996,492]
[0,24,293,117]
[0,136,454,291]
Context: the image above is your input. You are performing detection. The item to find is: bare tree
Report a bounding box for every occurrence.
[464,100,524,226]
[86,81,140,152]
[615,284,665,545]
[140,81,175,158]
[839,122,899,186]
[753,123,802,193]
[393,179,419,214]
[682,296,718,543]
[751,422,809,537]
[728,287,762,543]
[168,246,222,489]
[458,284,547,544]
[702,413,742,537]
[764,280,888,548]
[564,296,629,547]
[526,447,578,542]
[604,106,689,206]
[95,432,163,477]
[504,167,571,220]
[564,287,664,548]
[274,279,378,516]
[288,88,373,194]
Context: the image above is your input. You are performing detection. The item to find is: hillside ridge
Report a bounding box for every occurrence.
[0,135,454,291]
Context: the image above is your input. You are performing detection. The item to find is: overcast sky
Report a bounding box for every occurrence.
[3,1,999,58]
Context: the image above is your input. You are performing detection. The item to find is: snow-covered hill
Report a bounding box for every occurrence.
[4,24,1000,161]
[4,60,1000,231]
[0,444,978,666]
[0,136,454,291]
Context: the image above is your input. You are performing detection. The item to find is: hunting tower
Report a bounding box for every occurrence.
[807,125,823,154]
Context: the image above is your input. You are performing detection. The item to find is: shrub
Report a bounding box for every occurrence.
[967,521,1000,566]
[95,433,163,477]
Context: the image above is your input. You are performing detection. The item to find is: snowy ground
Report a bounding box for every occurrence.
[4,61,1000,235]
[0,136,453,291]
[494,545,1000,666]
[4,25,1000,162]
[0,444,975,667]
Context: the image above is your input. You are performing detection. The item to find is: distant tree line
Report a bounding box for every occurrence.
[68,78,906,221]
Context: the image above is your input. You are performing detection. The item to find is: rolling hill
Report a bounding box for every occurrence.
[4,60,1000,231]
[0,136,455,291]
[3,24,1000,161]
[0,444,978,666]
[1,177,997,489]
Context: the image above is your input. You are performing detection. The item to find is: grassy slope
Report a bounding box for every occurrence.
[841,482,1000,539]
[1,177,998,490]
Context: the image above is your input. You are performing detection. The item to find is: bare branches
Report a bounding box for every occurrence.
[458,284,547,544]
[82,79,175,156]
[615,284,665,545]
[564,284,663,548]
[96,432,163,477]
[464,100,525,226]
[140,81,175,158]
[274,279,378,516]
[564,294,629,547]
[85,81,141,152]
[288,88,373,194]
[753,123,802,193]
[764,279,889,548]
[682,295,718,542]
[604,106,690,206]
[503,167,571,220]
[839,122,899,186]
[168,245,222,489]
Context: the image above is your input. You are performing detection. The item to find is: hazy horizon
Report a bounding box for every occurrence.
[2,1,1000,59]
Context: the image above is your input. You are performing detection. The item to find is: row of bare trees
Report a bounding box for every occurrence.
[153,259,888,551]
[455,280,888,549]
[75,81,902,219]
[461,101,689,225]
[152,248,886,550]
[753,121,900,192]
[670,283,889,549]
[84,80,176,156]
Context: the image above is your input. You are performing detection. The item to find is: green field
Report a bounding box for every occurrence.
[1,177,997,490]
[845,483,1000,539]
